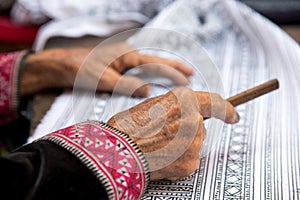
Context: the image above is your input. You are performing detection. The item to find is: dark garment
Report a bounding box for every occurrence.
[0,141,108,200]
[0,115,30,155]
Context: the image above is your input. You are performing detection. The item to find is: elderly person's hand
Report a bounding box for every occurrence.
[107,88,239,180]
[20,42,193,97]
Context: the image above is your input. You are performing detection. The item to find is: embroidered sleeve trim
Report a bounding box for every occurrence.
[0,50,29,124]
[38,121,150,200]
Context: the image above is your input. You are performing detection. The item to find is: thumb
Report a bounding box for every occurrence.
[112,75,151,97]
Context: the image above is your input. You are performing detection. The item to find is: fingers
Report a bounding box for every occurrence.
[118,51,194,85]
[97,68,150,97]
[107,43,194,86]
[109,43,194,77]
[139,63,191,85]
[149,117,205,181]
[137,54,194,77]
[120,76,151,97]
[195,91,240,124]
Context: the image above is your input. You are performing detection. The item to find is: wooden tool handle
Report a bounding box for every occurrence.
[227,79,279,107]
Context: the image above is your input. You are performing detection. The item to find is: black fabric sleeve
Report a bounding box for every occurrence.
[0,141,109,200]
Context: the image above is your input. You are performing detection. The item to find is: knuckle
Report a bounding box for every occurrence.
[211,93,223,101]
[178,159,199,176]
[172,87,193,94]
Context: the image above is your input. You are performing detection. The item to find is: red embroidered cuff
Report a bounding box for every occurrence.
[0,50,29,124]
[38,121,150,200]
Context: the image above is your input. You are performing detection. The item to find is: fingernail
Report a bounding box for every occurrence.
[133,85,151,97]
[186,79,191,85]
[144,85,151,96]
[234,112,240,123]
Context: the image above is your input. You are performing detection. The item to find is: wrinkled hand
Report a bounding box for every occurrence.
[107,88,239,180]
[20,43,193,97]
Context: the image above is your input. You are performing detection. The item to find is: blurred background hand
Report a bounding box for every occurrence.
[20,42,193,97]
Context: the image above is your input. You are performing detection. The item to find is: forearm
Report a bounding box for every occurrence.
[0,49,65,124]
[0,48,80,125]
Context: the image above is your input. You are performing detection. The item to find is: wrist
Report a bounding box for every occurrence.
[20,49,71,96]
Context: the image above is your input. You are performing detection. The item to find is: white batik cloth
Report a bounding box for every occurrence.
[30,0,300,199]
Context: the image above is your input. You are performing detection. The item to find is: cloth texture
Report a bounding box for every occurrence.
[0,50,27,125]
